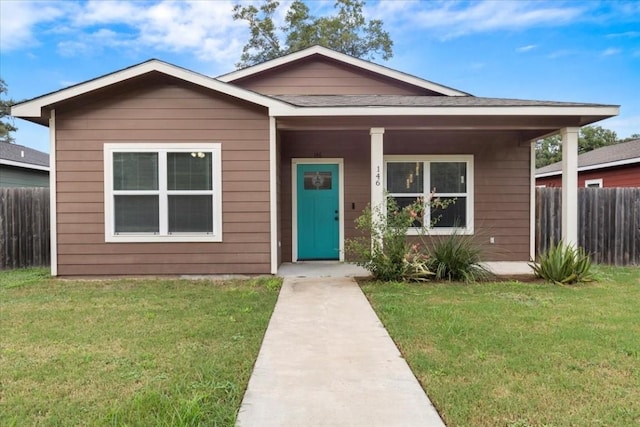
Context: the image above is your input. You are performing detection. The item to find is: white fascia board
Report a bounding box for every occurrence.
[12,60,289,118]
[218,46,469,96]
[577,157,640,172]
[536,156,640,178]
[535,171,562,178]
[269,105,620,117]
[0,159,50,171]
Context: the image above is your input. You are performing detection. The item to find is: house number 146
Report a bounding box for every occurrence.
[375,166,381,186]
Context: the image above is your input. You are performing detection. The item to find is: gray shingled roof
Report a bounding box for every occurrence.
[536,138,640,176]
[271,95,613,108]
[0,141,49,167]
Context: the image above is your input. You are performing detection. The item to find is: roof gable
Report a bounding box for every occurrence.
[11,59,288,125]
[218,46,469,97]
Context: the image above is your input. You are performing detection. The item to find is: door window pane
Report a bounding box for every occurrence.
[167,152,212,190]
[431,197,466,228]
[431,162,466,193]
[303,171,332,190]
[114,195,159,233]
[113,153,158,190]
[168,195,213,233]
[387,162,423,193]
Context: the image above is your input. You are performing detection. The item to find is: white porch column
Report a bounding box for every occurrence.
[561,127,579,246]
[370,128,385,210]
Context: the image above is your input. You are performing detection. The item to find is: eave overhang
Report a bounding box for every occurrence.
[11,59,290,126]
[269,105,619,118]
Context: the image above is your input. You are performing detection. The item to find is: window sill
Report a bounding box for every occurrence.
[406,227,473,236]
[105,234,222,243]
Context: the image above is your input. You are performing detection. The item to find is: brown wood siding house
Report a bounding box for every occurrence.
[12,46,619,276]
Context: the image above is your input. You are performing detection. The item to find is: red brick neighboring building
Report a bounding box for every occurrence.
[535,139,640,187]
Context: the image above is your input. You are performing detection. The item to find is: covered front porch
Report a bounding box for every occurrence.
[272,115,587,272]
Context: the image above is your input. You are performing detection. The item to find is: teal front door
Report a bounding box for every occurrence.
[297,163,340,260]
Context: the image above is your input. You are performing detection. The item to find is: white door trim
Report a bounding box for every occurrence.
[291,158,345,263]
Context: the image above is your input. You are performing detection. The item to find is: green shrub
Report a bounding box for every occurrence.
[426,232,491,282]
[346,197,434,281]
[530,241,593,284]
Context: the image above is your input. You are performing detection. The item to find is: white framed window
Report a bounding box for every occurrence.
[104,143,222,242]
[585,178,603,188]
[385,155,474,235]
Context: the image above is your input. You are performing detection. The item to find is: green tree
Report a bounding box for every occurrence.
[535,125,619,168]
[232,0,393,68]
[535,135,561,168]
[0,77,18,143]
[619,133,640,143]
[579,125,617,154]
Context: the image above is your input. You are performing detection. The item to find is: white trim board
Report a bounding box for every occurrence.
[269,117,278,274]
[0,159,50,172]
[49,110,57,276]
[12,60,289,119]
[291,158,345,263]
[530,141,536,261]
[270,105,620,118]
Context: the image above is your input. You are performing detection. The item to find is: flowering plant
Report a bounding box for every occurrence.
[346,192,450,281]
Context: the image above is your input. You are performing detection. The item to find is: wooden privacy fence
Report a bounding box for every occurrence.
[0,187,50,269]
[536,187,640,265]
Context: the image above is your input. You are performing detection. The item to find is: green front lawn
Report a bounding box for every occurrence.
[0,269,280,426]
[362,265,640,427]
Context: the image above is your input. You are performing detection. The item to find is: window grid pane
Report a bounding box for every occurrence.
[391,196,423,228]
[167,152,212,191]
[168,195,213,233]
[114,195,159,233]
[113,153,158,191]
[430,162,466,194]
[387,162,424,194]
[431,197,466,228]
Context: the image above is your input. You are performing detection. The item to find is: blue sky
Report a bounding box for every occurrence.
[1,0,639,154]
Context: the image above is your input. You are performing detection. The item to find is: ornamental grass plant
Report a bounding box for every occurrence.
[426,231,492,283]
[530,241,593,284]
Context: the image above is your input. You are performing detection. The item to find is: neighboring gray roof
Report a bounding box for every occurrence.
[271,95,614,108]
[536,138,640,176]
[0,141,50,168]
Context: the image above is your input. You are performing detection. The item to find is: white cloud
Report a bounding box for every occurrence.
[2,0,248,66]
[606,31,640,38]
[0,0,65,51]
[547,49,577,59]
[600,115,640,139]
[371,0,584,39]
[602,48,622,56]
[516,44,538,53]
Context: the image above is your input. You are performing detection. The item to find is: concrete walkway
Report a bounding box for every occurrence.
[236,277,445,427]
